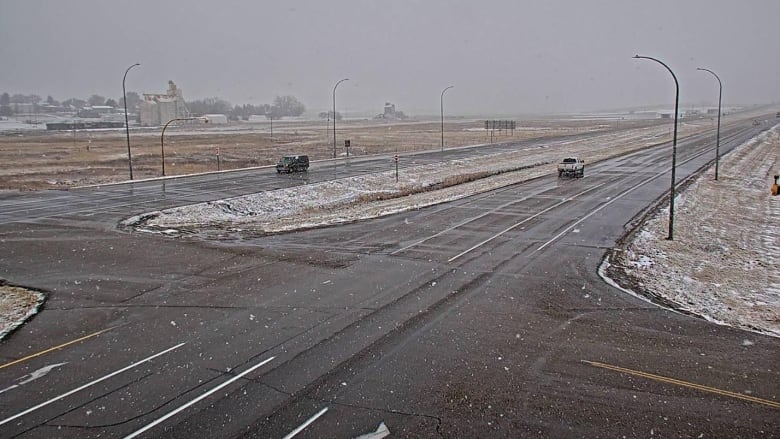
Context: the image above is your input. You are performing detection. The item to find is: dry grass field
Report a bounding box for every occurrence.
[0,117,655,190]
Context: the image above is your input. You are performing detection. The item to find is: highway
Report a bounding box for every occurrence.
[0,116,777,438]
[0,120,737,225]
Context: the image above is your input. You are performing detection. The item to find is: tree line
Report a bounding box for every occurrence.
[0,92,139,117]
[187,95,305,121]
[1,91,306,121]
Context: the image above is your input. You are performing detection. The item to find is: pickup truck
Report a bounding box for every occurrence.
[557,157,585,178]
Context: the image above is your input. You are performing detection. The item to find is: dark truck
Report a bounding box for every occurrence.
[276,155,310,173]
[557,157,585,178]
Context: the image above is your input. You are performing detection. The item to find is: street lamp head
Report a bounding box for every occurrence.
[333,78,350,93]
[696,67,721,83]
[124,63,141,76]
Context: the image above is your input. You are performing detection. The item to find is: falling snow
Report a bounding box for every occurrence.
[605,126,780,337]
[1,118,778,340]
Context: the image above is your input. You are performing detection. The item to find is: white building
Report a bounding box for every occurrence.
[139,80,188,126]
[203,114,228,124]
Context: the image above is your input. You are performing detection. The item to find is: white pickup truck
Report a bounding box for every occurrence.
[557,157,585,178]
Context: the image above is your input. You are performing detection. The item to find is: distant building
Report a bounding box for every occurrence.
[140,80,188,126]
[90,105,115,114]
[203,114,228,124]
[384,102,396,118]
[10,103,34,114]
[374,102,407,120]
[38,104,66,114]
[76,108,101,118]
[77,105,115,118]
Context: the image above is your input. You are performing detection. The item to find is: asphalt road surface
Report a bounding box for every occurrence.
[0,117,777,438]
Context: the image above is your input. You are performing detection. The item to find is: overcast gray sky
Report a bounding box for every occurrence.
[1,0,778,115]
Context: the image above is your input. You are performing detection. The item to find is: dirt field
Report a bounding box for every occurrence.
[0,117,656,190]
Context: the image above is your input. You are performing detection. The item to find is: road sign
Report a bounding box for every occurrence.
[345,139,351,148]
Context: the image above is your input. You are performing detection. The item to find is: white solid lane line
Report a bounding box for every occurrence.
[391,190,545,255]
[0,342,186,427]
[124,356,276,439]
[447,182,606,262]
[535,175,659,252]
[535,136,724,252]
[281,407,329,439]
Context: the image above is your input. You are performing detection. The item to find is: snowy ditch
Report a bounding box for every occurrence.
[604,125,780,337]
[2,117,777,339]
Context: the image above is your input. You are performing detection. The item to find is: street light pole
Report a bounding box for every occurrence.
[696,67,723,181]
[333,78,349,159]
[633,54,679,240]
[123,62,140,180]
[161,117,208,176]
[440,85,454,152]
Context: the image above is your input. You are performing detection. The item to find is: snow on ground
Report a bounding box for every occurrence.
[128,120,710,236]
[605,126,780,337]
[0,119,47,132]
[0,281,45,340]
[3,117,778,340]
[128,120,779,337]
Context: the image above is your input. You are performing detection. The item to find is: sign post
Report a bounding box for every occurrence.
[394,154,399,182]
[216,147,220,171]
